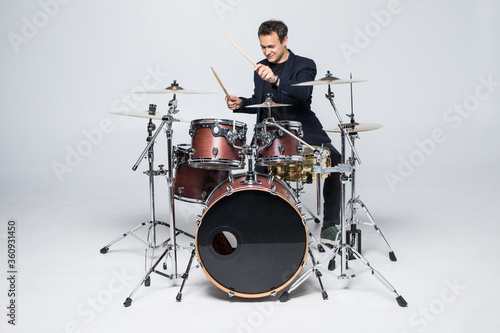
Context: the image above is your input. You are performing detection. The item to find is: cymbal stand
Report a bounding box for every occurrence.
[100,104,169,255]
[123,92,195,307]
[281,81,407,307]
[345,122,397,261]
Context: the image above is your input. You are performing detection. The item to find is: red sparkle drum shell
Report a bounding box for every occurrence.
[196,173,308,298]
[255,120,303,166]
[173,144,230,203]
[189,119,247,170]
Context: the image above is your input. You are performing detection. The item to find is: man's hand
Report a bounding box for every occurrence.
[226,95,243,110]
[254,64,278,84]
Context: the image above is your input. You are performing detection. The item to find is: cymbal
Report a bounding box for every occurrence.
[324,123,383,133]
[246,101,292,108]
[293,77,366,87]
[111,110,189,122]
[134,81,215,94]
[292,71,366,87]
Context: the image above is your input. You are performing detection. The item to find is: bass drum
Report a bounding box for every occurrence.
[196,173,308,298]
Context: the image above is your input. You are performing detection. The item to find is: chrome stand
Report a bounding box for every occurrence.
[345,130,397,261]
[100,105,169,255]
[280,76,406,307]
[122,90,196,307]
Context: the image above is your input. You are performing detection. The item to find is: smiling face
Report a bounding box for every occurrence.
[259,32,289,64]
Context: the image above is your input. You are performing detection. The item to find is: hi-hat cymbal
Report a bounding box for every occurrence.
[324,123,383,133]
[246,100,292,108]
[134,80,215,94]
[111,110,189,122]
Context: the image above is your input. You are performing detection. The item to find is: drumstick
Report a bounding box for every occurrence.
[221,30,257,67]
[211,66,230,99]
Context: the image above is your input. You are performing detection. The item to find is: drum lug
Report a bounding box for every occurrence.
[177,187,184,196]
[228,173,234,182]
[201,191,207,201]
[297,145,304,154]
[228,291,235,297]
[270,185,277,195]
[212,124,221,136]
[212,147,219,158]
[196,216,202,227]
[278,144,285,155]
[226,185,233,195]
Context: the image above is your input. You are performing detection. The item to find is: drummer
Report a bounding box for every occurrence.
[225,19,341,246]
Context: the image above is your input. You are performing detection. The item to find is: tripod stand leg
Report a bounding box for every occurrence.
[280,247,328,302]
[348,247,407,307]
[355,198,397,261]
[123,246,170,307]
[176,247,197,302]
[100,222,154,254]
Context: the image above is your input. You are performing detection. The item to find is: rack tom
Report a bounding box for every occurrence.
[189,119,247,170]
[255,120,303,166]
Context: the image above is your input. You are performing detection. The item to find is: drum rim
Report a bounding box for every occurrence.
[195,173,308,298]
[191,118,247,127]
[189,158,245,170]
[256,119,302,128]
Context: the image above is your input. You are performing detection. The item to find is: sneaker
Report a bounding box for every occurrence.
[320,225,340,246]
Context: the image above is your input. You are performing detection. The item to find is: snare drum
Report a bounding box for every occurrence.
[255,120,303,166]
[269,145,331,182]
[196,173,308,298]
[173,144,230,203]
[189,119,247,170]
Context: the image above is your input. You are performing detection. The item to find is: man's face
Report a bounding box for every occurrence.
[259,32,288,63]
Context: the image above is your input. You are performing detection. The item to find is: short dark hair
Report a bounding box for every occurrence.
[258,20,288,43]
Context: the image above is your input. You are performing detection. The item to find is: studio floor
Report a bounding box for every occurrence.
[1,169,499,333]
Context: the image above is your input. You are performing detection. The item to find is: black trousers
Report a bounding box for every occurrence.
[322,142,341,227]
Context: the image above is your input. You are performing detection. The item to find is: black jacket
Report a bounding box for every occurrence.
[235,49,331,146]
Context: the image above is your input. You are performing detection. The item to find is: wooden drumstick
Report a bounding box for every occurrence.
[211,66,230,99]
[221,30,257,67]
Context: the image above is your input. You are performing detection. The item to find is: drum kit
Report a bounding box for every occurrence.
[100,73,407,307]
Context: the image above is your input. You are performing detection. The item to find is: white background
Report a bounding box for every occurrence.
[1,0,499,332]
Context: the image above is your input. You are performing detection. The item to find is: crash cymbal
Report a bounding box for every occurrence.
[324,123,383,133]
[134,80,215,94]
[246,100,292,108]
[292,71,366,87]
[293,77,366,87]
[111,110,189,123]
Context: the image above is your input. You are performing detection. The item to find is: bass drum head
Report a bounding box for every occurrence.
[196,187,307,298]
